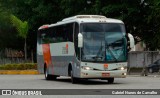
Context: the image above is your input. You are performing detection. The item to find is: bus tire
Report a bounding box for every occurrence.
[44,68,51,80]
[70,70,78,84]
[107,78,114,84]
[44,66,56,80]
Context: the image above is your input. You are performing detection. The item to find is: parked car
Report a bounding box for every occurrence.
[147,59,160,73]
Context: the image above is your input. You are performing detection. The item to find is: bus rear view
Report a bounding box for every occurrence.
[37,15,135,84]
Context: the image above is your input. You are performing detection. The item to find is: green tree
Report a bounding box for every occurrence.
[144,0,160,50]
[10,15,28,61]
[0,7,22,49]
[1,0,160,51]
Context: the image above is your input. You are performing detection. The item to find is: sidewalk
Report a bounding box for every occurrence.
[127,72,160,77]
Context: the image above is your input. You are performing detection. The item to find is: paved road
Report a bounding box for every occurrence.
[0,75,160,89]
[0,75,160,98]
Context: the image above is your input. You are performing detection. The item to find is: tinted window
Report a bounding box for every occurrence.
[38,23,74,44]
[55,23,73,42]
[40,28,56,44]
[56,25,66,42]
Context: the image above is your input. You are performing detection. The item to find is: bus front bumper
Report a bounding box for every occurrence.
[80,70,127,79]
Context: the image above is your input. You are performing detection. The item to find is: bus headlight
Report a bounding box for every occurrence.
[120,67,124,70]
[81,66,93,70]
[118,66,127,70]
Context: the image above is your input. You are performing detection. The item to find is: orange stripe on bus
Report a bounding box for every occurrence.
[42,44,52,67]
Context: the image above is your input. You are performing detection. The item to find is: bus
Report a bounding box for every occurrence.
[37,15,134,84]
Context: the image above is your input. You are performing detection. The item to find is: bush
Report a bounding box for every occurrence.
[0,63,37,70]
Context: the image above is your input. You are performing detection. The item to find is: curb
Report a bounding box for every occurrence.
[0,70,39,75]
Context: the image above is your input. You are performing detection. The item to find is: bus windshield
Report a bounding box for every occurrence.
[81,23,127,62]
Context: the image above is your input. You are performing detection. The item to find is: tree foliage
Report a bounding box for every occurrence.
[0,6,23,49]
[10,15,28,39]
[0,0,160,51]
[10,15,28,61]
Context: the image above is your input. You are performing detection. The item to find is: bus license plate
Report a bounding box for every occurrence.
[102,73,110,77]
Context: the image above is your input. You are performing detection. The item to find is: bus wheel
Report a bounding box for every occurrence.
[44,67,52,80]
[107,78,114,84]
[70,70,78,84]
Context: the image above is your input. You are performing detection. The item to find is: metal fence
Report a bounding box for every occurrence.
[0,58,32,65]
[0,49,32,65]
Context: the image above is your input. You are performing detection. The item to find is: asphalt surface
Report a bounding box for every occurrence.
[0,75,160,98]
[0,75,160,89]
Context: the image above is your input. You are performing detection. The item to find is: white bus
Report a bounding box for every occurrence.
[37,15,134,84]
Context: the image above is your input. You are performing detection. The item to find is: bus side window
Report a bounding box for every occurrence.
[56,25,65,42]
[67,23,73,42]
[41,29,49,44]
[50,27,56,43]
[37,30,42,44]
[63,23,73,42]
[40,28,56,44]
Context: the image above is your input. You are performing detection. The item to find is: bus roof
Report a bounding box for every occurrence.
[38,15,124,30]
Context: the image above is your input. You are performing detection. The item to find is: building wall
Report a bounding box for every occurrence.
[128,51,160,67]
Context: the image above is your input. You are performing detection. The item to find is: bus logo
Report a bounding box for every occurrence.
[66,44,68,54]
[62,44,68,54]
[104,64,108,69]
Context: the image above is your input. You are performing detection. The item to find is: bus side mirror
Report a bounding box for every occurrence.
[78,33,83,48]
[128,33,135,51]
